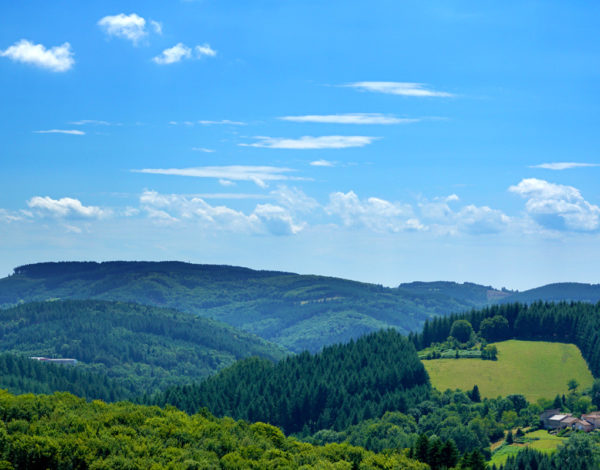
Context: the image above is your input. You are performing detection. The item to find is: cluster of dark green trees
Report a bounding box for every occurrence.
[147,330,430,434]
[0,353,130,402]
[0,300,285,395]
[411,301,600,377]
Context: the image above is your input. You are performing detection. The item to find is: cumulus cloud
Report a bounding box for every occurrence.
[241,135,377,149]
[98,13,148,44]
[0,40,74,72]
[279,113,419,125]
[139,190,302,235]
[132,165,307,188]
[33,129,85,135]
[271,186,320,214]
[344,81,453,97]
[509,178,600,232]
[327,191,423,232]
[455,205,511,234]
[153,43,191,64]
[153,43,216,64]
[27,196,109,219]
[530,162,600,171]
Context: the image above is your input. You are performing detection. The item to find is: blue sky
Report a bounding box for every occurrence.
[1,1,599,289]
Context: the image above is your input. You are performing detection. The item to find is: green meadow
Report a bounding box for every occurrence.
[490,430,567,466]
[423,340,594,401]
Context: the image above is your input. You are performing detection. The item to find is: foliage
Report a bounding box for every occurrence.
[0,300,286,395]
[147,329,430,434]
[0,389,428,470]
[450,320,474,343]
[424,340,594,401]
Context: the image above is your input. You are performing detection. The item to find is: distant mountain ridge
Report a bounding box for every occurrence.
[0,261,597,353]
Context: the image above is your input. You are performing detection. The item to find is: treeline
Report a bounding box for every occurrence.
[0,389,428,470]
[0,353,130,402]
[147,329,430,434]
[410,301,600,376]
[0,300,286,395]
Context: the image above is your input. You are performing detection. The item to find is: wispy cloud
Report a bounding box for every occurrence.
[33,129,85,135]
[198,119,245,125]
[27,196,109,219]
[0,40,74,72]
[192,147,215,153]
[344,81,453,97]
[69,120,117,126]
[279,113,419,125]
[509,178,600,232]
[132,165,308,188]
[530,162,600,171]
[98,13,149,45]
[310,160,336,167]
[241,135,378,149]
[150,20,163,35]
[153,43,216,65]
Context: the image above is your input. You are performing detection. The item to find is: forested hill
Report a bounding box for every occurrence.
[0,261,498,352]
[499,282,600,304]
[0,300,287,395]
[147,329,430,435]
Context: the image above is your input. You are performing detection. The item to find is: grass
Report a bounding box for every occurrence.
[490,430,566,466]
[423,340,594,401]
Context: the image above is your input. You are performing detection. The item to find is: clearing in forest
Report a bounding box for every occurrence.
[423,339,594,401]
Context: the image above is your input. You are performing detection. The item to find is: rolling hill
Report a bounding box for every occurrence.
[0,261,499,353]
[0,299,287,395]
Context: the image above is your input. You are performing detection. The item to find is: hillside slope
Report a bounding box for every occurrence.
[149,329,430,434]
[0,261,496,352]
[500,282,600,304]
[0,299,287,395]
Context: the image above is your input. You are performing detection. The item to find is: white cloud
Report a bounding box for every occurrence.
[195,44,217,58]
[33,129,85,135]
[509,178,600,232]
[153,43,216,65]
[455,205,511,234]
[192,147,215,153]
[0,209,23,223]
[219,179,236,187]
[150,20,163,35]
[310,160,336,167]
[132,165,307,188]
[326,191,422,233]
[198,120,245,125]
[345,81,453,97]
[530,162,600,171]
[241,135,377,149]
[279,113,419,125]
[0,40,74,72]
[271,186,319,214]
[98,13,148,45]
[139,190,302,235]
[27,196,109,219]
[153,43,191,64]
[69,120,115,126]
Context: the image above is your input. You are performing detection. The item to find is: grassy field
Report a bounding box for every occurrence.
[423,340,594,401]
[490,430,566,466]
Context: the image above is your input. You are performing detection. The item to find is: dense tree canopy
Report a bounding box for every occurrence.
[148,329,430,434]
